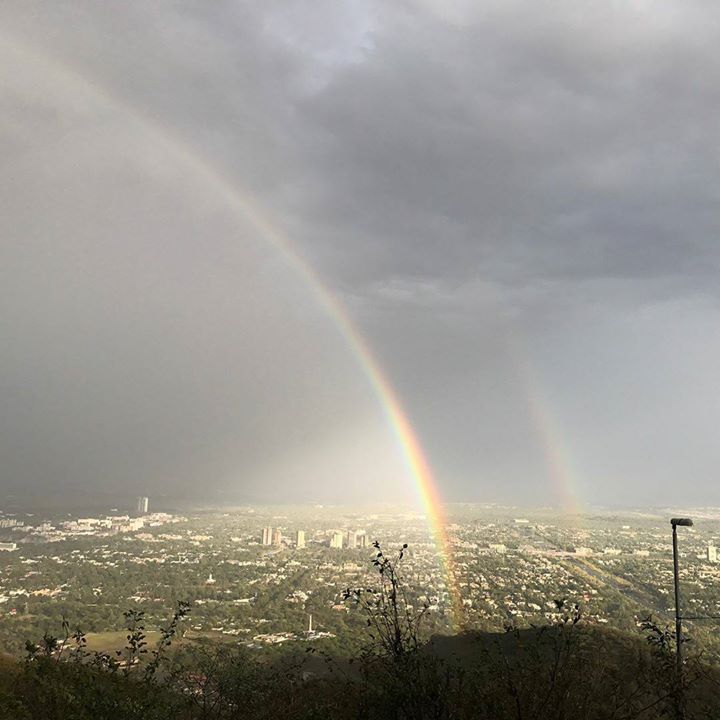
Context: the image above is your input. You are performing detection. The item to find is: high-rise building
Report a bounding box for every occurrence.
[296,530,306,549]
[347,531,357,550]
[708,544,717,563]
[262,527,273,546]
[272,528,283,547]
[330,531,343,549]
[357,532,368,549]
[136,496,149,515]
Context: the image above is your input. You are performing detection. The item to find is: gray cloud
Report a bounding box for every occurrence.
[2,0,720,508]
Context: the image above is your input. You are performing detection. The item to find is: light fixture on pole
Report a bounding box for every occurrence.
[670,517,693,674]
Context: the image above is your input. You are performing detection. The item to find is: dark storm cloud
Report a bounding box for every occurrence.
[2,1,720,507]
[293,1,720,294]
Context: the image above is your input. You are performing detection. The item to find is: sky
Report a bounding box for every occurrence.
[2,1,720,509]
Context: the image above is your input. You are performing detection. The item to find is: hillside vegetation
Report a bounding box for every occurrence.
[0,544,718,720]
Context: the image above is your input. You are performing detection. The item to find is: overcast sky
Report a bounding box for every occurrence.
[2,1,720,509]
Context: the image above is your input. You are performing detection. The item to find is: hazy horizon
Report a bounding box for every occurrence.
[3,1,720,508]
[1,492,717,520]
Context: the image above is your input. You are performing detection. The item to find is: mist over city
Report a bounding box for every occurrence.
[2,2,720,718]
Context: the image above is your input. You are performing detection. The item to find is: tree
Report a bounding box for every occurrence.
[343,542,427,660]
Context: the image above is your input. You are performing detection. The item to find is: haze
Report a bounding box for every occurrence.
[2,1,720,508]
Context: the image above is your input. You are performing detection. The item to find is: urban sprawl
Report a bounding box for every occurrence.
[0,503,719,659]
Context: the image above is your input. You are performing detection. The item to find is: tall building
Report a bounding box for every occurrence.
[708,544,717,563]
[136,496,149,515]
[296,530,306,549]
[261,527,272,545]
[330,531,343,549]
[358,533,368,549]
[347,531,357,550]
[272,528,283,547]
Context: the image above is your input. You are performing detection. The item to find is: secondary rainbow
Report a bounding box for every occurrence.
[2,35,463,622]
[506,330,585,517]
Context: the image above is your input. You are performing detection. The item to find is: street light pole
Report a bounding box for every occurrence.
[670,517,693,674]
[672,523,682,673]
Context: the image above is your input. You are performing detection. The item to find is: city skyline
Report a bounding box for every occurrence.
[0,502,719,659]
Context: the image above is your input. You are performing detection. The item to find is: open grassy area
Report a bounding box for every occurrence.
[83,631,162,654]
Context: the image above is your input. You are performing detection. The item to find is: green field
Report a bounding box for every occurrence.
[84,630,161,653]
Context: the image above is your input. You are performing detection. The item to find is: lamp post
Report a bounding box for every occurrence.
[670,517,693,674]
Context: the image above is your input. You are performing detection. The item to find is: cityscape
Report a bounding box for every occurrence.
[1,499,719,661]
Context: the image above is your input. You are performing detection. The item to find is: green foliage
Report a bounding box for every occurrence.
[2,548,720,720]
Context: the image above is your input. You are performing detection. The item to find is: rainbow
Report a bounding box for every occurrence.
[2,35,464,623]
[508,333,585,518]
[526,386,585,518]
